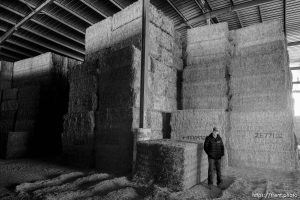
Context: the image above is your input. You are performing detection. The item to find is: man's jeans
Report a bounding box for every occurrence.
[208,158,222,185]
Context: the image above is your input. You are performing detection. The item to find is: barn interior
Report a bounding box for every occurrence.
[0,0,300,199]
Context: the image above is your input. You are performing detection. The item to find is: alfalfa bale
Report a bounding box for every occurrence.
[18,86,40,100]
[171,109,227,140]
[230,92,290,112]
[183,80,228,98]
[68,93,97,113]
[14,120,35,133]
[230,73,287,94]
[152,95,177,112]
[150,58,177,84]
[85,17,112,54]
[134,139,207,191]
[2,88,18,100]
[232,20,285,48]
[228,148,297,170]
[186,53,229,66]
[183,66,226,83]
[187,22,229,44]
[62,111,95,146]
[186,39,231,57]
[1,100,18,111]
[183,96,228,110]
[230,50,287,77]
[4,132,30,159]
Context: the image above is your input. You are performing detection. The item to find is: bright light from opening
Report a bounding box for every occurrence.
[293,93,300,116]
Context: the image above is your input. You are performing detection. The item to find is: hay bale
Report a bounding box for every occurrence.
[0,110,17,120]
[14,120,35,132]
[1,100,18,111]
[0,61,13,89]
[183,96,228,110]
[187,22,229,43]
[186,53,229,66]
[171,109,228,141]
[16,108,39,120]
[85,17,112,54]
[152,95,177,112]
[232,20,285,49]
[4,132,30,159]
[2,88,18,100]
[230,92,290,112]
[62,111,95,146]
[183,65,226,83]
[68,93,97,113]
[228,149,297,170]
[230,73,287,94]
[18,86,40,100]
[186,39,231,57]
[230,50,287,77]
[134,139,208,191]
[150,58,177,84]
[62,145,94,168]
[183,80,228,98]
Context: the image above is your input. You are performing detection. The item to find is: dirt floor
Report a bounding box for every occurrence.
[0,158,300,200]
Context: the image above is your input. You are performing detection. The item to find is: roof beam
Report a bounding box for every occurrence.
[53,1,93,25]
[0,3,84,45]
[166,0,193,28]
[79,0,108,18]
[258,6,263,22]
[176,0,276,29]
[0,51,21,60]
[290,67,300,70]
[288,41,300,46]
[283,0,287,36]
[229,0,243,27]
[0,17,84,55]
[0,45,34,57]
[0,0,54,44]
[109,0,124,10]
[18,0,85,35]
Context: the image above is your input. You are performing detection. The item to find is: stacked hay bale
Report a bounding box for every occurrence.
[169,23,231,184]
[0,61,13,90]
[135,139,206,191]
[62,60,97,168]
[79,0,183,173]
[228,20,297,170]
[11,53,80,155]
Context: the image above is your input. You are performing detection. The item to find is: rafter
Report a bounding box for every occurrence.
[18,0,85,35]
[283,0,286,36]
[176,0,276,29]
[0,51,21,60]
[0,45,34,57]
[258,5,263,22]
[0,3,84,45]
[0,0,54,44]
[53,1,93,25]
[109,0,124,10]
[166,0,193,28]
[79,0,108,18]
[0,17,84,55]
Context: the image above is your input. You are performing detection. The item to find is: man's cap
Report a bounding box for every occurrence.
[213,127,218,132]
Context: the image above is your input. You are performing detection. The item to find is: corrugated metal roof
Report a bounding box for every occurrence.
[0,0,300,64]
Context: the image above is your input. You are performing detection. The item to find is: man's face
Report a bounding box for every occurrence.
[213,130,218,137]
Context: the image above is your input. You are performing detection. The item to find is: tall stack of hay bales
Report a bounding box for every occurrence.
[60,0,183,172]
[170,23,231,179]
[228,20,297,170]
[10,53,79,155]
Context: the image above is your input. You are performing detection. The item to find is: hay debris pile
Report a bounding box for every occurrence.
[228,20,297,170]
[135,139,206,191]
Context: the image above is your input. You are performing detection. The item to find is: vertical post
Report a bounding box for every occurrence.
[283,0,287,37]
[206,18,211,25]
[140,0,150,128]
[133,0,150,176]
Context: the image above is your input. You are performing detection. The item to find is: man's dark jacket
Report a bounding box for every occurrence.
[204,133,224,159]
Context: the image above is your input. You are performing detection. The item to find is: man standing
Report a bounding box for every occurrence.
[204,127,224,187]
